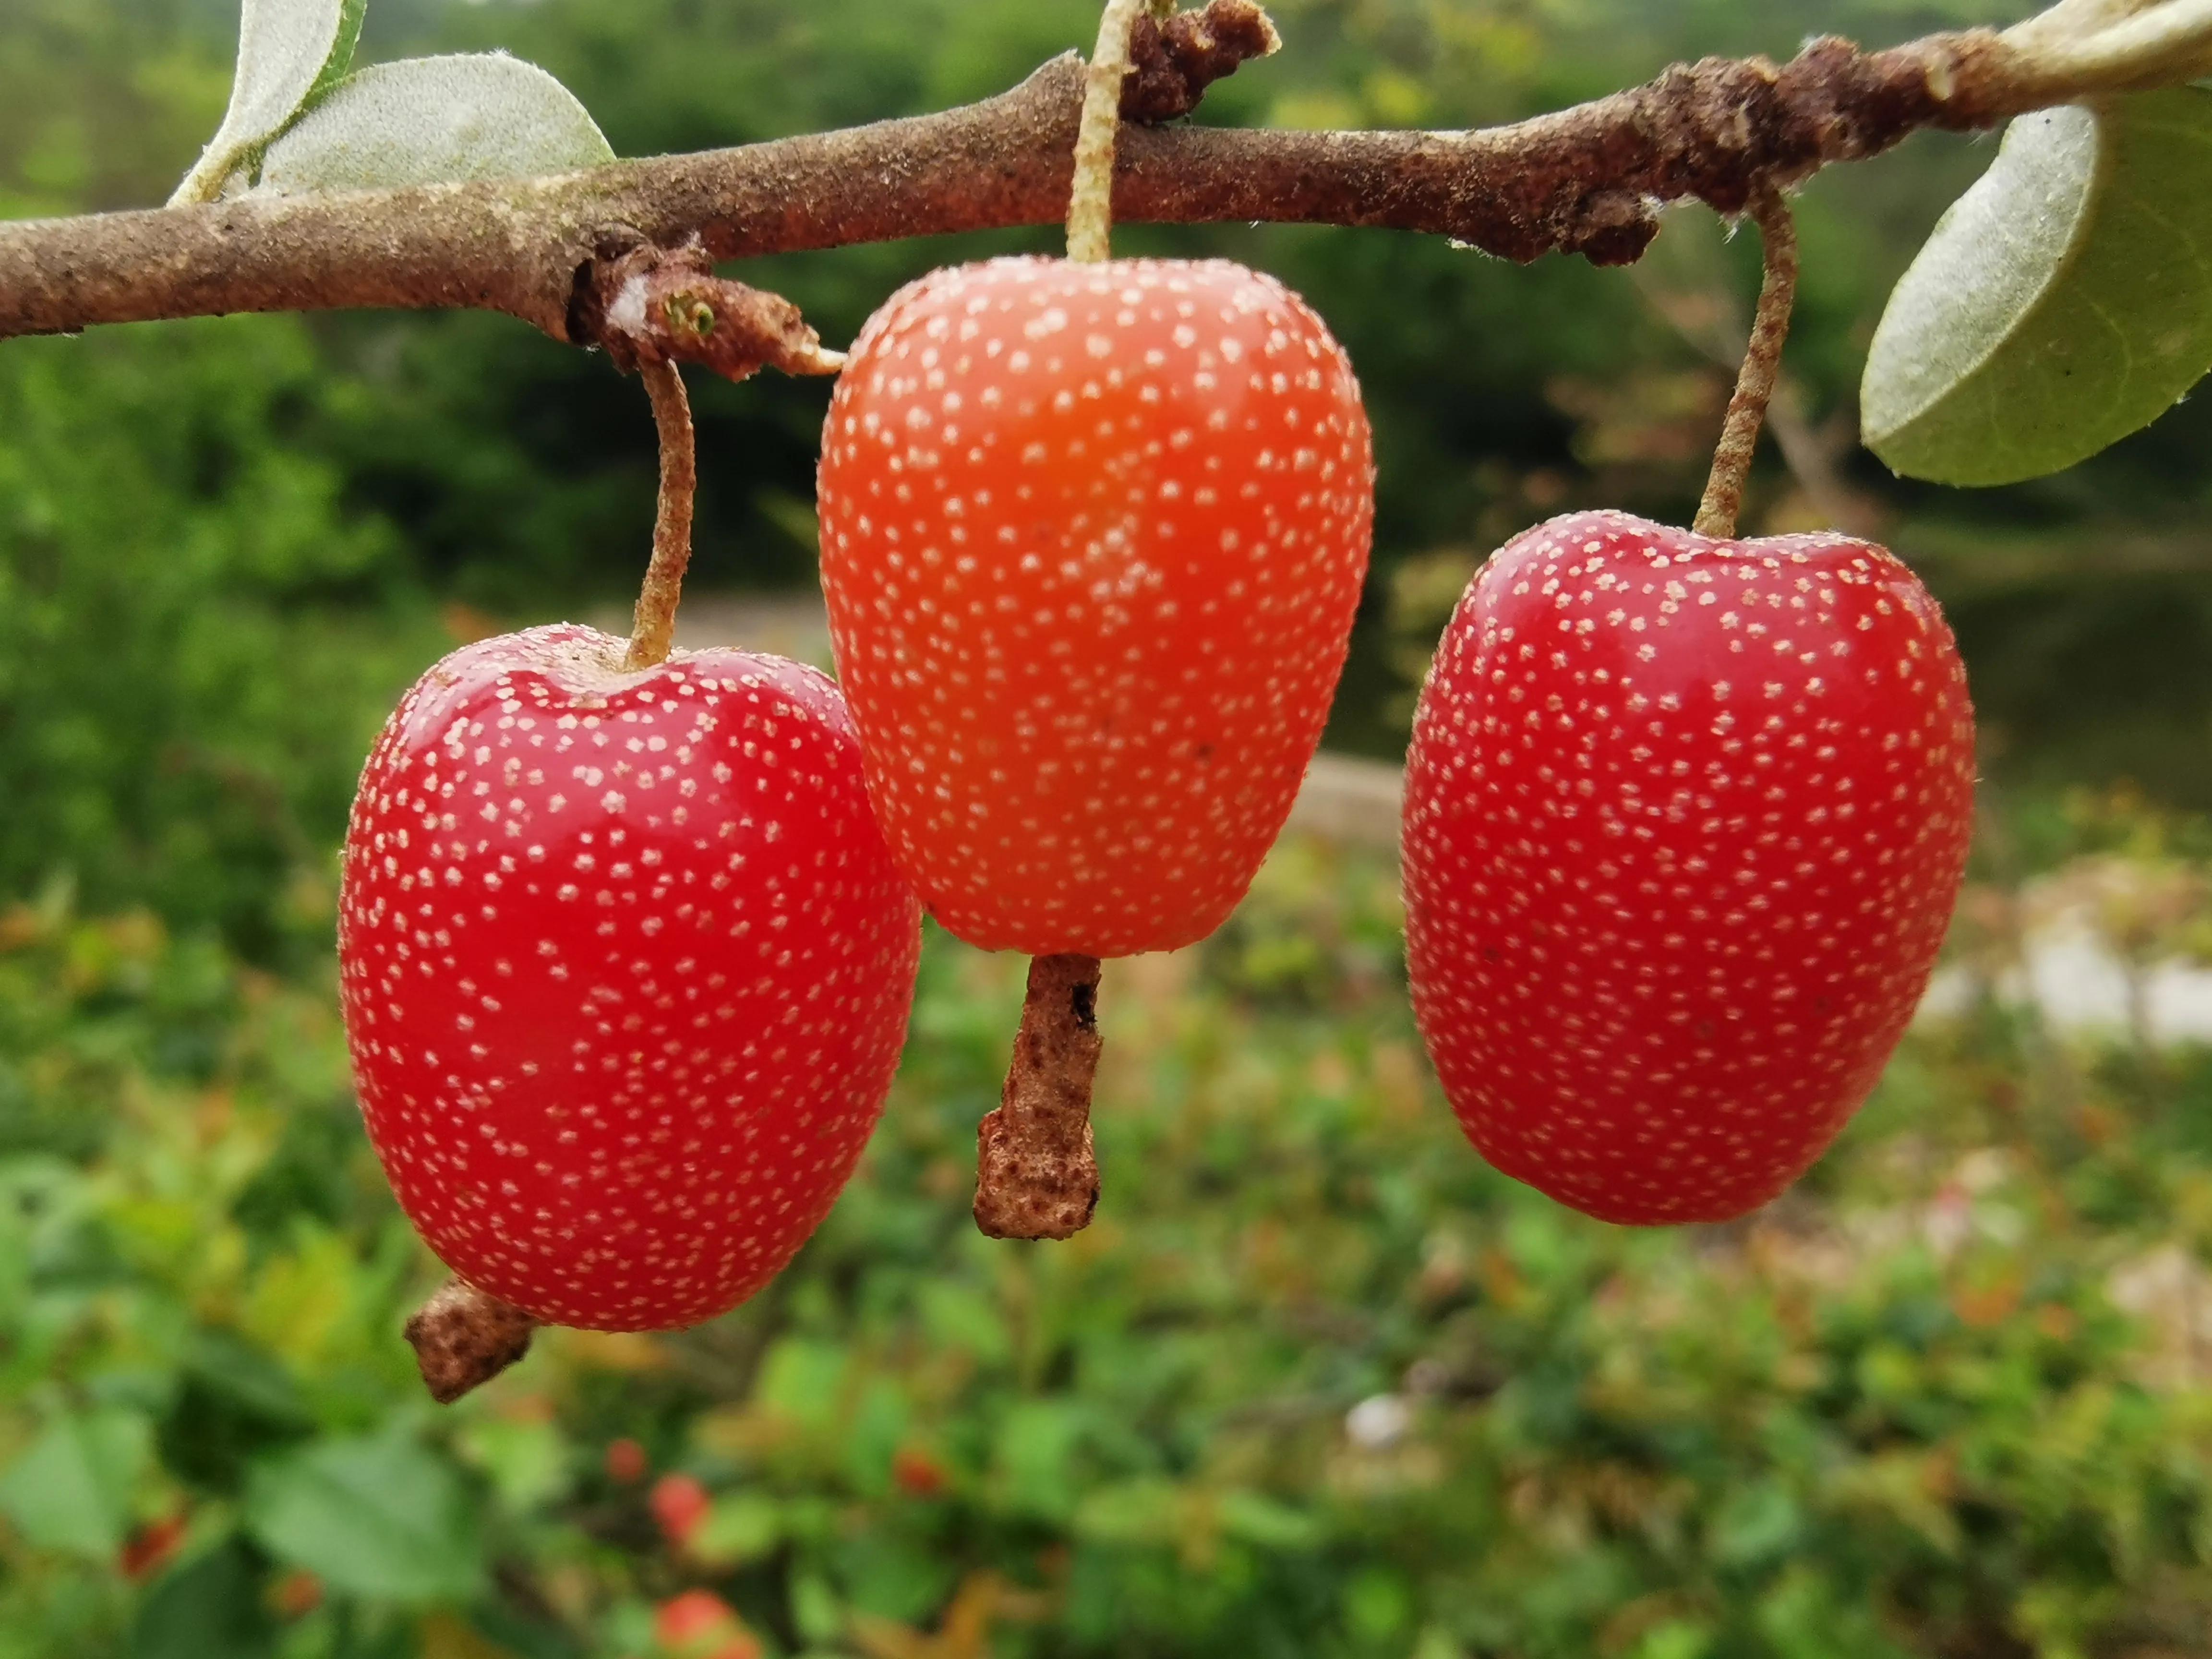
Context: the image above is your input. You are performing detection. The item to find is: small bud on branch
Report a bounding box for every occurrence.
[593,241,844,379]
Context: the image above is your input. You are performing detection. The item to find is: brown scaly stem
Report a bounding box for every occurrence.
[623,360,697,672]
[975,955,1105,1240]
[1693,180,1800,541]
[1067,0,1153,262]
[968,0,1152,1240]
[405,1277,538,1403]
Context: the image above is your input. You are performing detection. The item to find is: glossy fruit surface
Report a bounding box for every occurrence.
[338,624,920,1329]
[1403,511,1975,1225]
[817,255,1373,957]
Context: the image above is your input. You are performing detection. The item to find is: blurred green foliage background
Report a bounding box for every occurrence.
[5,0,2212,1654]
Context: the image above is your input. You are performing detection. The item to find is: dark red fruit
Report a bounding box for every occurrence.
[1403,510,1975,1224]
[817,255,1372,957]
[118,1514,188,1582]
[605,1437,649,1483]
[338,624,920,1329]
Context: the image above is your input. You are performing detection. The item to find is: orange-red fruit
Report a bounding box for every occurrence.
[1402,511,1975,1225]
[650,1471,710,1547]
[338,625,921,1330]
[817,256,1374,957]
[654,1589,761,1659]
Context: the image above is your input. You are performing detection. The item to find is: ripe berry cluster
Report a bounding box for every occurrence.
[341,247,1381,1360]
[339,256,1970,1385]
[337,13,1972,1397]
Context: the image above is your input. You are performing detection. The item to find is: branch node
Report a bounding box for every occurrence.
[975,954,1104,1240]
[593,241,844,381]
[405,1277,539,1404]
[1565,190,1659,267]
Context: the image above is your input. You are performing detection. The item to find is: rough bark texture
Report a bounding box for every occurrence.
[0,30,2022,349]
[975,955,1105,1241]
[404,1277,539,1404]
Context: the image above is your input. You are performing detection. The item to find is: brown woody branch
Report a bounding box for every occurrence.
[0,26,2030,354]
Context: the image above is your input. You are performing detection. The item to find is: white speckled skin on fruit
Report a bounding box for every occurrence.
[1402,511,1975,1225]
[817,256,1373,959]
[338,625,921,1330]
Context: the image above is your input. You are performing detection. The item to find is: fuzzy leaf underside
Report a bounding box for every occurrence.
[1861,87,2212,487]
[168,0,365,205]
[253,54,615,196]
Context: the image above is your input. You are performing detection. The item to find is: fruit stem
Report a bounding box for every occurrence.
[623,359,698,672]
[1692,180,1799,541]
[1066,0,1154,263]
[975,954,1104,1239]
[404,1277,539,1403]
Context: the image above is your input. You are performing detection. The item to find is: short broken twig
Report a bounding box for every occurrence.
[405,1277,539,1404]
[1121,0,1282,122]
[975,955,1105,1241]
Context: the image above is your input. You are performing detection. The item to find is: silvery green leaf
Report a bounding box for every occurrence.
[253,54,614,195]
[168,0,366,204]
[1862,86,2212,486]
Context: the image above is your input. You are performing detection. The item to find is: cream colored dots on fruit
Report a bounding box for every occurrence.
[338,625,922,1331]
[1403,511,1975,1226]
[817,256,1374,958]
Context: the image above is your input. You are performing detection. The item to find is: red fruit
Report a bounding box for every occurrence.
[1402,511,1974,1224]
[654,1589,760,1659]
[338,624,920,1329]
[650,1472,710,1547]
[817,255,1372,956]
